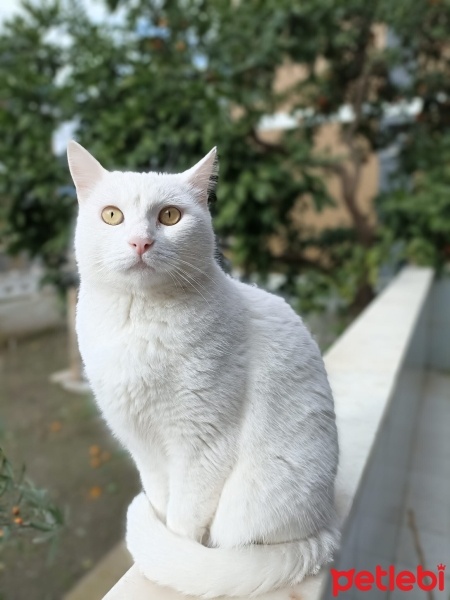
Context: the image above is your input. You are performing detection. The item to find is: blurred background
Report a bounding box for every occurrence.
[0,1,449,599]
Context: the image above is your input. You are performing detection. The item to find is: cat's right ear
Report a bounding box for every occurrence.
[180,147,218,206]
[67,141,106,202]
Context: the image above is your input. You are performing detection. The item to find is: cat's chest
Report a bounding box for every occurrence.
[77,299,185,415]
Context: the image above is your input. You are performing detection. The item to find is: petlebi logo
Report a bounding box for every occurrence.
[331,564,446,596]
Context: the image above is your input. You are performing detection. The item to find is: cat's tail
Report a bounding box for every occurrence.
[126,492,340,598]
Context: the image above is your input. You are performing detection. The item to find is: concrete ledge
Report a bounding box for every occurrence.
[79,266,433,600]
[64,542,133,600]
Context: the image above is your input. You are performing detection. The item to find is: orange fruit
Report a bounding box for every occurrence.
[88,486,102,500]
[89,445,101,457]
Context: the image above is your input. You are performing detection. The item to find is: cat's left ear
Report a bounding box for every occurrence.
[181,147,218,205]
[67,140,107,202]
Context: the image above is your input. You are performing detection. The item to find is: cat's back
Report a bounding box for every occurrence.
[229,277,314,349]
[229,276,333,412]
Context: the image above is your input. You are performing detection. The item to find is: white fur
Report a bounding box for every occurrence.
[68,141,340,597]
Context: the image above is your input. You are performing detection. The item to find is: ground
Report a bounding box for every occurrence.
[0,329,140,600]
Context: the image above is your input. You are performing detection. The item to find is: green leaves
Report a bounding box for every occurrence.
[378,133,450,273]
[0,447,63,550]
[0,1,72,285]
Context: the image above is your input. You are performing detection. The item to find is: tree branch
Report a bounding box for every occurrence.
[270,251,332,273]
[249,129,287,155]
[317,160,374,245]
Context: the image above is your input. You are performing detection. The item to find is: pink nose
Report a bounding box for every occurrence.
[128,237,154,256]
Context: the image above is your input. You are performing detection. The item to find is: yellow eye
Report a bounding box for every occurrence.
[101,206,124,226]
[159,206,181,226]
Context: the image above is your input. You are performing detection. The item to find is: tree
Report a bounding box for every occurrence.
[378,133,450,272]
[376,2,450,274]
[0,2,75,285]
[0,0,449,313]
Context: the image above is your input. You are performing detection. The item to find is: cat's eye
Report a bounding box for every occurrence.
[159,206,181,226]
[101,206,124,226]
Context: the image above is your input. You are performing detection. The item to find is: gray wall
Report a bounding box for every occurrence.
[428,277,450,372]
[321,275,434,599]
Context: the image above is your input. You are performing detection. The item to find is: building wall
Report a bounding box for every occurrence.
[258,25,387,236]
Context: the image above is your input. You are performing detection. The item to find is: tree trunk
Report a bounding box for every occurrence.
[350,279,375,316]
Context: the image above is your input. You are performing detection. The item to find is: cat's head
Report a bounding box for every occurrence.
[67,141,218,292]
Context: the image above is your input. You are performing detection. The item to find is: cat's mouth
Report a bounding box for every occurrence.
[128,259,154,272]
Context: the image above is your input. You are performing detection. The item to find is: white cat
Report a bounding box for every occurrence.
[67,141,340,598]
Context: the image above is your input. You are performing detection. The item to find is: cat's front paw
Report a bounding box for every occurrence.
[166,513,206,543]
[128,491,149,519]
[126,492,151,548]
